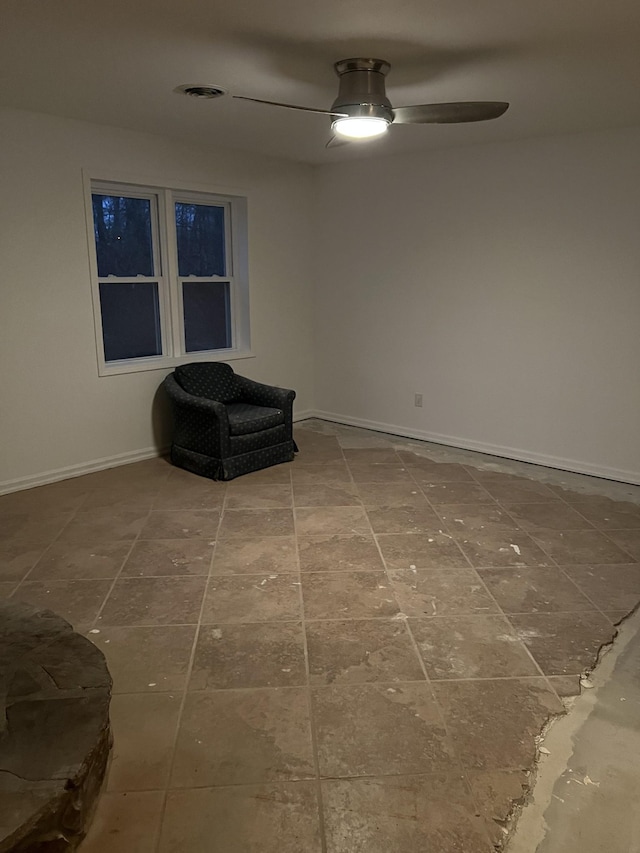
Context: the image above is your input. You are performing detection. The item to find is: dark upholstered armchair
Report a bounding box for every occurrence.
[162,362,297,481]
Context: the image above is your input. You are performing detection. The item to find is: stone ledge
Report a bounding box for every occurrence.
[0,602,112,852]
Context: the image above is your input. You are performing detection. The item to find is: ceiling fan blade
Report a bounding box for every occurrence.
[325,135,351,149]
[392,101,509,124]
[233,95,348,118]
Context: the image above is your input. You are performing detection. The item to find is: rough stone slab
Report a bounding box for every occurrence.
[0,601,112,852]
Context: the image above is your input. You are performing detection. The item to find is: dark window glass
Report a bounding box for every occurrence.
[99,282,162,361]
[92,194,154,277]
[183,281,231,352]
[175,203,226,277]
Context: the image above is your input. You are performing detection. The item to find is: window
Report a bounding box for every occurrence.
[85,178,250,375]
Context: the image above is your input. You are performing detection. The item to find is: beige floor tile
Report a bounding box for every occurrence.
[554,493,640,529]
[139,510,220,540]
[89,625,196,693]
[0,484,89,515]
[410,463,478,486]
[159,782,322,853]
[466,769,530,847]
[436,503,524,532]
[56,508,149,542]
[530,528,635,564]
[433,678,564,770]
[107,692,181,791]
[348,464,414,484]
[291,463,352,485]
[604,610,635,624]
[12,579,113,628]
[421,482,496,504]
[342,448,402,464]
[295,505,370,536]
[410,615,540,680]
[217,508,294,538]
[312,682,455,777]
[508,611,616,675]
[306,619,425,684]
[98,576,207,626]
[121,539,213,577]
[454,528,552,568]
[546,675,582,697]
[211,536,298,574]
[202,574,302,623]
[293,482,361,507]
[504,501,595,531]
[80,486,159,511]
[29,542,131,580]
[0,581,18,597]
[302,571,399,620]
[80,791,164,853]
[471,473,562,503]
[389,567,499,617]
[366,504,442,534]
[297,534,384,572]
[189,622,307,689]
[377,532,470,570]
[296,447,346,463]
[171,688,314,786]
[322,774,492,853]
[562,563,640,610]
[478,566,596,613]
[594,528,640,561]
[224,483,293,509]
[356,482,430,506]
[152,480,226,510]
[0,542,48,582]
[0,512,74,543]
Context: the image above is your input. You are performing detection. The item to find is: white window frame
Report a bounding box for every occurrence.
[83,171,252,376]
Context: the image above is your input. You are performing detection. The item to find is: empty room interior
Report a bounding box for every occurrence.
[1,0,640,851]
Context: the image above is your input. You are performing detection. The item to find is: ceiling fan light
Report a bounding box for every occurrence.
[332,116,390,139]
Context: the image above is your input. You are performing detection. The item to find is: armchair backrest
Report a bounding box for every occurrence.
[174,362,243,403]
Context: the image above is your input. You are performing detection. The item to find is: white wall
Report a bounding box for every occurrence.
[0,109,315,490]
[313,128,640,483]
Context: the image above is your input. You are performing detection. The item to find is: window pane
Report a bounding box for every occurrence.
[92,194,154,277]
[175,203,226,277]
[99,282,162,361]
[183,281,231,352]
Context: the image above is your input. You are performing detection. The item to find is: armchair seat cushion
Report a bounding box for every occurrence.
[226,403,285,436]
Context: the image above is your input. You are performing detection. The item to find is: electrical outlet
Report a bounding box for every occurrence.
[414,393,423,408]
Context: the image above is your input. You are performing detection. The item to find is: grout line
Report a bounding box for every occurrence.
[152,487,226,853]
[348,461,483,804]
[292,470,329,853]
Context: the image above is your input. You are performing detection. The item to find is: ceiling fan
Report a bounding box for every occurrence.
[232,57,509,144]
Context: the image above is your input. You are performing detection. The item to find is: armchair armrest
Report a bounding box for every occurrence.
[163,375,229,419]
[234,375,296,412]
[163,374,231,454]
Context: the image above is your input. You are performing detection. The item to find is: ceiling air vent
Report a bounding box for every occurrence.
[175,84,226,99]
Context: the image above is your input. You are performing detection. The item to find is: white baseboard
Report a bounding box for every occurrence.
[2,413,316,495]
[4,410,636,495]
[0,446,168,496]
[311,410,640,486]
[292,409,315,423]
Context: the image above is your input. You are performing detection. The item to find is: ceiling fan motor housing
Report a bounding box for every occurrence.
[331,58,394,122]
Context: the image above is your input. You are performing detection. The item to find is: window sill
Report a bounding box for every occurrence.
[97,350,256,377]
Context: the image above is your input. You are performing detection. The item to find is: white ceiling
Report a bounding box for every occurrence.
[2,0,640,165]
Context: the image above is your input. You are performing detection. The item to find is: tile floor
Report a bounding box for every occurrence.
[2,420,640,851]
